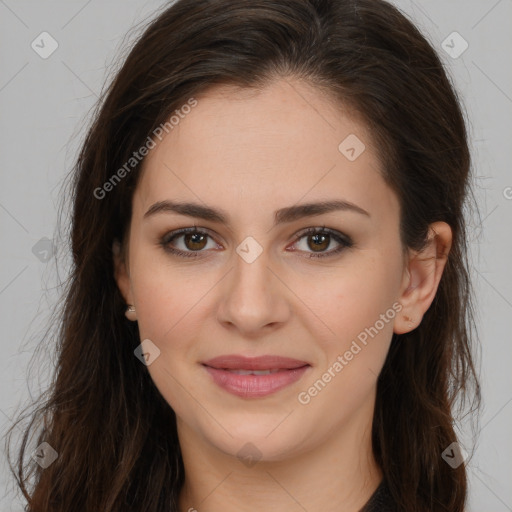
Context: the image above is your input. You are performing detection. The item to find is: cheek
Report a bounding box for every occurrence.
[129,258,226,370]
[307,252,401,336]
[130,265,206,411]
[128,254,196,349]
[297,273,398,418]
[302,252,402,382]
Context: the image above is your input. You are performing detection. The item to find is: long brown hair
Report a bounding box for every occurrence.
[4,0,481,510]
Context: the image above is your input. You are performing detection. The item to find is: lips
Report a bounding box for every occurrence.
[202,355,311,398]
[222,368,281,375]
[202,354,309,371]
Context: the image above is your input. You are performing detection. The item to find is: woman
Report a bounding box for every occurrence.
[5,0,480,510]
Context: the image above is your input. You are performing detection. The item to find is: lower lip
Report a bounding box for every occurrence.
[203,365,310,398]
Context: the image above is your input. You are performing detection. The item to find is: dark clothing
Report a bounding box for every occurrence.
[359,479,396,512]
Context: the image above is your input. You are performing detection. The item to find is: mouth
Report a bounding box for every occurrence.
[216,368,285,375]
[201,355,311,398]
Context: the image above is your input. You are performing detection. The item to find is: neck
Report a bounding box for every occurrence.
[176,407,382,512]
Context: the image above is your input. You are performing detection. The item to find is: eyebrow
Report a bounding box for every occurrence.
[143,199,370,225]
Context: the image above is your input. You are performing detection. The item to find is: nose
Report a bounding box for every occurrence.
[216,246,291,336]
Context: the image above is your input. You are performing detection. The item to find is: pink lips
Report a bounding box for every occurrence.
[202,355,310,398]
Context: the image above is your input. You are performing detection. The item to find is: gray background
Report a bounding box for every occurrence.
[0,1,511,510]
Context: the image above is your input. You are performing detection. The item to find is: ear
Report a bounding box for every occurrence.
[394,221,452,334]
[113,238,133,306]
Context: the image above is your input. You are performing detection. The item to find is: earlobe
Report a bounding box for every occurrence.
[125,304,137,321]
[393,222,452,335]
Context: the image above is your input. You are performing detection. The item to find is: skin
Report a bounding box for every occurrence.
[114,77,452,512]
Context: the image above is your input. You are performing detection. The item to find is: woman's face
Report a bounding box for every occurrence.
[115,78,411,462]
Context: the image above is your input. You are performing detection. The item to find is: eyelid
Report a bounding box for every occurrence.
[291,225,350,244]
[159,225,220,253]
[159,225,353,259]
[287,226,353,258]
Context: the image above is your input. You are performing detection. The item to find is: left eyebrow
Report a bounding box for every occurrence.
[143,199,371,226]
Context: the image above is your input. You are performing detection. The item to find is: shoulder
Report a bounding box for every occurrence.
[359,479,398,512]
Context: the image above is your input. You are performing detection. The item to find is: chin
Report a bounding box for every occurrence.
[194,413,313,463]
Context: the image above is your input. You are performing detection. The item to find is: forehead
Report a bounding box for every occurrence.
[135,78,398,224]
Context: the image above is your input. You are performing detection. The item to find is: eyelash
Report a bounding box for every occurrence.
[159,225,353,260]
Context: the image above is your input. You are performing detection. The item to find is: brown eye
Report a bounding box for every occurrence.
[160,228,218,258]
[307,233,330,252]
[291,227,353,259]
[183,232,208,251]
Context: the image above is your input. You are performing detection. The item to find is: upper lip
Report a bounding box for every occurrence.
[202,355,310,370]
